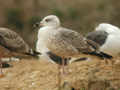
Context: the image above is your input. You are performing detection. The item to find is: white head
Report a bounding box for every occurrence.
[40,15,61,28]
[95,23,120,34]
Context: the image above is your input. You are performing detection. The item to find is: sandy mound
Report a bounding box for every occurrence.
[0,56,120,90]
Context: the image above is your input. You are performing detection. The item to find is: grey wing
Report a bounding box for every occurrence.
[60,29,96,53]
[86,31,108,46]
[47,28,95,56]
[0,28,29,53]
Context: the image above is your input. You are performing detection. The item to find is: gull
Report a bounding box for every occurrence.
[36,15,112,85]
[0,27,40,77]
[86,23,120,57]
[35,22,110,66]
[35,22,89,66]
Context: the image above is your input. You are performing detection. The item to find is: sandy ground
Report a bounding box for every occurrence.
[0,56,120,90]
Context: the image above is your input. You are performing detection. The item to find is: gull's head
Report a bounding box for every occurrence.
[40,15,60,28]
[96,23,119,31]
[95,23,110,31]
[95,23,120,34]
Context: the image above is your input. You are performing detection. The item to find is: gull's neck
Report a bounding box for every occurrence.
[38,25,59,38]
[40,25,60,31]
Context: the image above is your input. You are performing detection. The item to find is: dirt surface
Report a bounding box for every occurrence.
[0,56,120,90]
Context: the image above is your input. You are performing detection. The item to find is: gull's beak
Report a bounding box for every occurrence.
[40,21,44,27]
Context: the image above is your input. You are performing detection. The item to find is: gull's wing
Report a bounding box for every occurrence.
[0,28,30,53]
[86,30,108,46]
[46,27,97,57]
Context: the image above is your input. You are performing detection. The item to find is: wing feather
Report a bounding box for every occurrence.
[0,28,29,53]
[46,27,96,57]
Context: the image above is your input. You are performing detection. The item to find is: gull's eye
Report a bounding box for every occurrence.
[45,19,51,22]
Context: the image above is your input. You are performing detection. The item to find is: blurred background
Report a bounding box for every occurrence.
[0,0,119,49]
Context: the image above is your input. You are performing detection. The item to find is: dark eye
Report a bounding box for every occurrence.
[45,19,51,22]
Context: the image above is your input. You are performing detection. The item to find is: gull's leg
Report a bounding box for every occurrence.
[104,58,109,64]
[57,64,62,89]
[57,58,68,89]
[62,58,65,75]
[65,58,71,74]
[0,60,4,77]
[104,58,113,65]
[57,58,65,88]
[59,58,66,89]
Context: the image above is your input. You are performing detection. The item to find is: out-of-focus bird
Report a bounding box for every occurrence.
[0,27,40,77]
[86,23,120,57]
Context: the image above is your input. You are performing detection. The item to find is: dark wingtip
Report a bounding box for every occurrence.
[100,52,113,59]
[47,52,69,65]
[84,51,113,59]
[25,50,41,57]
[91,52,113,59]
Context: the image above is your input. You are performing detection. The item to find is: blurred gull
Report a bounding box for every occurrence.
[86,23,120,57]
[0,28,40,77]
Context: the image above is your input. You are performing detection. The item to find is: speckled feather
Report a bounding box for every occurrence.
[45,27,96,58]
[0,28,30,53]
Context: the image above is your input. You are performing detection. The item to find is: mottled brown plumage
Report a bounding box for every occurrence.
[0,28,30,53]
[46,27,96,58]
[0,27,37,77]
[38,15,103,87]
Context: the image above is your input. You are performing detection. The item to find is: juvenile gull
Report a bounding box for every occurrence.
[37,15,111,83]
[35,21,89,65]
[0,27,40,77]
[86,23,120,57]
